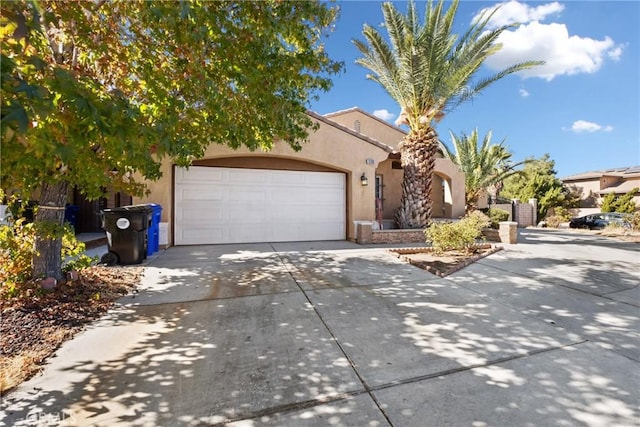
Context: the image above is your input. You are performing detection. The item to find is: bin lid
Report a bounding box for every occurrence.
[122,204,153,213]
[147,203,162,213]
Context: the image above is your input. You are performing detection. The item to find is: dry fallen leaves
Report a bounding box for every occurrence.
[0,265,142,394]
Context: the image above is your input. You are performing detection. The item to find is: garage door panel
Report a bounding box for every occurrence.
[227,207,266,222]
[225,225,269,243]
[227,169,267,184]
[177,167,224,183]
[179,227,224,245]
[271,188,311,202]
[314,189,344,203]
[227,188,267,202]
[175,166,345,245]
[177,188,224,202]
[298,222,345,241]
[177,205,224,223]
[307,172,344,186]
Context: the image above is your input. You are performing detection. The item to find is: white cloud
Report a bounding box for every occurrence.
[475,1,624,81]
[372,109,395,121]
[476,0,564,29]
[608,45,623,61]
[519,88,529,97]
[567,120,613,133]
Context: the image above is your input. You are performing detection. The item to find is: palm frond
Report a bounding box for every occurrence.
[353,0,543,131]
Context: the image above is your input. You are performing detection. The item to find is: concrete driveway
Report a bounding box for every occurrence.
[2,230,639,426]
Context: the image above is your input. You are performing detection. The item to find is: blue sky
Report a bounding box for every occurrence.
[309,0,640,178]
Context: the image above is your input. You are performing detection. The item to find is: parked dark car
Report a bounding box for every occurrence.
[569,212,631,230]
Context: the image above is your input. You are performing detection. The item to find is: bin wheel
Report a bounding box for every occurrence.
[100,252,119,266]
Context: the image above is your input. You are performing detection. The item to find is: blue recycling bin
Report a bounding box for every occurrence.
[64,204,80,232]
[147,203,162,256]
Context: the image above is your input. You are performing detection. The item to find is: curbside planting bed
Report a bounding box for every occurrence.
[388,243,503,277]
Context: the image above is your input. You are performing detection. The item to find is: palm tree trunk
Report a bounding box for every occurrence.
[32,181,69,282]
[396,127,439,228]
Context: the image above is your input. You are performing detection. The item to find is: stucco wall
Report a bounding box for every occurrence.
[375,159,403,219]
[434,158,465,218]
[325,109,405,150]
[135,117,390,244]
[373,157,465,224]
[565,176,640,209]
[566,179,602,208]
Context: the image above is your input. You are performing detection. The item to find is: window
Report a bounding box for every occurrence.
[375,174,384,217]
[353,120,361,133]
[375,174,383,201]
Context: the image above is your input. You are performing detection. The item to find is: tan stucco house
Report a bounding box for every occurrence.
[562,166,640,209]
[135,107,465,245]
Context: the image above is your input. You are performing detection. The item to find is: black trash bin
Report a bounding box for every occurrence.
[100,205,152,265]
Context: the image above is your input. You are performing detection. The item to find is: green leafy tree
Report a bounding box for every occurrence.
[1,0,342,281]
[601,188,639,213]
[440,129,524,212]
[600,193,618,212]
[353,0,541,228]
[501,154,569,218]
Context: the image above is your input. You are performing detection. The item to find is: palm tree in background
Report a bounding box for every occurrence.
[441,129,524,212]
[353,0,542,227]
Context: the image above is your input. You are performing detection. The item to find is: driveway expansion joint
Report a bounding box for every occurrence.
[210,339,590,426]
[207,392,371,427]
[269,243,396,427]
[364,339,589,394]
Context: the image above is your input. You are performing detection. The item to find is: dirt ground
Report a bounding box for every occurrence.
[390,244,501,277]
[0,266,142,394]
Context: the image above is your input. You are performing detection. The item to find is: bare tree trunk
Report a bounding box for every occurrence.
[32,181,69,281]
[396,127,439,228]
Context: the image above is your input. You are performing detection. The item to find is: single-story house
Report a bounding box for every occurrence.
[561,166,640,209]
[135,107,465,245]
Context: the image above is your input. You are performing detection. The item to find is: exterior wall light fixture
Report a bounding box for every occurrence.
[360,173,368,186]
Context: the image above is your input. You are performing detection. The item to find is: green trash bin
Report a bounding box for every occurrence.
[100,205,152,265]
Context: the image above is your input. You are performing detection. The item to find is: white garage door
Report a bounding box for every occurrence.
[174,166,346,245]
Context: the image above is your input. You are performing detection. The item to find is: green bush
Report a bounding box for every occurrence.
[551,206,573,221]
[0,219,36,297]
[425,211,489,254]
[601,188,638,214]
[600,193,617,213]
[0,218,97,299]
[486,208,510,229]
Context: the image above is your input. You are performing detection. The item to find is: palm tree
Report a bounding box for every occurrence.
[441,129,524,212]
[353,0,542,228]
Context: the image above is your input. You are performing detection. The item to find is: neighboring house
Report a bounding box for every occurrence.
[136,107,465,245]
[561,166,640,209]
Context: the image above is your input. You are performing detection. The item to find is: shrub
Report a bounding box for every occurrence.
[486,208,509,229]
[551,206,572,221]
[630,212,640,231]
[545,215,563,229]
[425,211,489,254]
[0,219,36,297]
[604,221,625,231]
[615,189,638,214]
[601,188,638,214]
[0,219,97,299]
[600,193,617,213]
